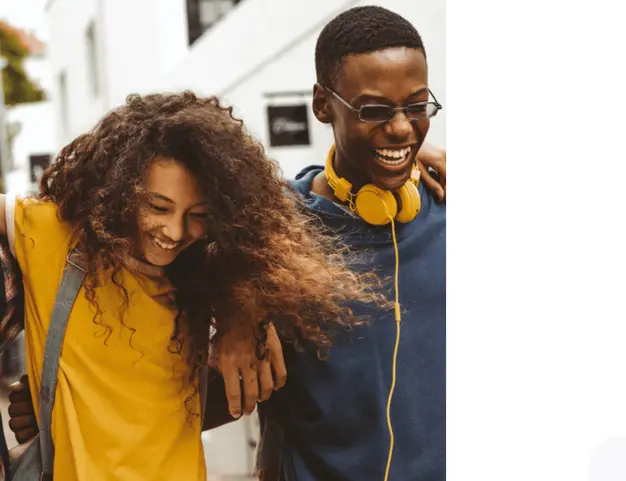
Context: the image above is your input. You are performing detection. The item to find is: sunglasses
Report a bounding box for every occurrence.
[323,86,442,123]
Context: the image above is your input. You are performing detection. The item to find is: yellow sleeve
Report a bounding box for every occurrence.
[7,196,74,276]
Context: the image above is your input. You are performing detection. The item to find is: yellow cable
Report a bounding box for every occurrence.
[383,218,402,481]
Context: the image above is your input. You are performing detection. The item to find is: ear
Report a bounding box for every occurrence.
[312,83,333,124]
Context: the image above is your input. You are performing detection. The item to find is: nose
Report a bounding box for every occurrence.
[384,110,413,141]
[161,216,185,242]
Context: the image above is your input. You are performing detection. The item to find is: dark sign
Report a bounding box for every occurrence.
[30,154,52,183]
[267,104,310,147]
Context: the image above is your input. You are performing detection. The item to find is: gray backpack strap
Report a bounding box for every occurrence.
[39,250,86,479]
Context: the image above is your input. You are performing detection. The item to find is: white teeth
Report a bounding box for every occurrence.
[153,237,178,251]
[374,147,412,165]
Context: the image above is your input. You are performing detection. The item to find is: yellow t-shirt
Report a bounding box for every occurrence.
[7,197,206,480]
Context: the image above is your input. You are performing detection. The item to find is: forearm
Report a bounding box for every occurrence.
[418,140,445,160]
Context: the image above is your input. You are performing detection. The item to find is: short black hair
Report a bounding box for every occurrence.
[315,6,426,88]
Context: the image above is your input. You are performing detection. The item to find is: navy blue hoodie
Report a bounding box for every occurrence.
[258,166,446,481]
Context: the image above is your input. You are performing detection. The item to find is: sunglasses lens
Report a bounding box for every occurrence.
[360,105,394,122]
[406,103,438,120]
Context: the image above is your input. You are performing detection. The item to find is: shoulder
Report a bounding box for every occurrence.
[417,182,446,219]
[8,196,73,266]
[287,166,323,198]
[12,196,66,239]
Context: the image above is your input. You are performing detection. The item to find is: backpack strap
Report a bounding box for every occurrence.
[39,250,86,480]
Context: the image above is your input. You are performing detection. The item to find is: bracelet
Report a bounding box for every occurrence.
[255,320,270,361]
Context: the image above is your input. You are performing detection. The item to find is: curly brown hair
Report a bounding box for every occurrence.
[39,91,385,400]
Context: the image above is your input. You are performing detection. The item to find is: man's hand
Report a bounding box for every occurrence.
[416,142,446,203]
[211,322,286,418]
[7,375,38,445]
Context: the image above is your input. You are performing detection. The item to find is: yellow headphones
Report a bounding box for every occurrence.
[324,144,421,226]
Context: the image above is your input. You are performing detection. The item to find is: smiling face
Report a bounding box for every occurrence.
[314,46,430,192]
[136,157,209,267]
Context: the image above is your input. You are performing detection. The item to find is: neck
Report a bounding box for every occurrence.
[312,170,337,202]
[124,255,166,279]
[333,148,367,192]
[312,147,364,202]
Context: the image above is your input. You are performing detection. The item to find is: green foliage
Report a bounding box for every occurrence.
[0,25,46,106]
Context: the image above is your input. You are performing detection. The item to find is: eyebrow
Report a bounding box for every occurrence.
[148,192,175,204]
[352,87,429,105]
[147,192,209,208]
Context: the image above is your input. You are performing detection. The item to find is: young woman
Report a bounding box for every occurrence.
[0,91,385,480]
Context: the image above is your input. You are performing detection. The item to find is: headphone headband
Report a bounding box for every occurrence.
[324,144,353,202]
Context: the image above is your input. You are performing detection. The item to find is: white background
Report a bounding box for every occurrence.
[448,0,626,479]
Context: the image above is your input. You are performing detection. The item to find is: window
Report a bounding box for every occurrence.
[58,71,69,136]
[85,21,99,97]
[29,154,52,184]
[186,0,243,45]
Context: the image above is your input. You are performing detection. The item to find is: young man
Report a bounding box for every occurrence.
[255,6,445,481]
[6,6,445,481]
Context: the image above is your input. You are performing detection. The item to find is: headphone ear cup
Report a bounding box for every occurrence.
[395,181,421,223]
[355,185,398,225]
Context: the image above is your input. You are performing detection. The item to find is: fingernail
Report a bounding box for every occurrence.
[230,410,240,418]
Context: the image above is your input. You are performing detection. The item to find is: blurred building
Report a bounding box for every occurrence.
[1,19,55,196]
[0,20,53,388]
[45,0,445,179]
[39,0,445,477]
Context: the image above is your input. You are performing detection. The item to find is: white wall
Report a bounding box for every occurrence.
[3,56,55,195]
[46,0,190,145]
[99,0,189,108]
[23,56,53,93]
[47,0,444,178]
[47,0,103,144]
[162,0,446,179]
[5,101,56,195]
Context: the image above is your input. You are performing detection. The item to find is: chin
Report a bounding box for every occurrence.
[143,253,177,267]
[371,170,412,191]
[149,257,175,267]
[141,243,181,267]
